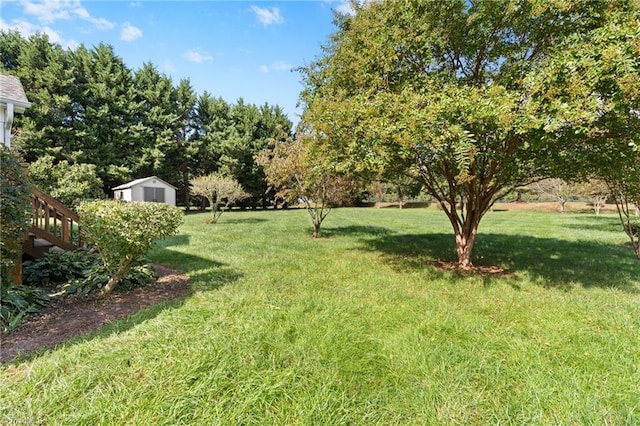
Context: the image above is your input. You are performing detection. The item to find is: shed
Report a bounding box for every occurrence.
[0,73,31,147]
[112,176,177,206]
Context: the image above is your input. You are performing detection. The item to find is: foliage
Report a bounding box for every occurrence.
[299,0,637,267]
[525,4,640,256]
[28,154,103,208]
[22,249,157,298]
[2,31,292,205]
[59,262,157,297]
[0,146,32,286]
[190,172,249,223]
[0,283,51,332]
[22,250,99,287]
[256,135,358,238]
[76,200,183,294]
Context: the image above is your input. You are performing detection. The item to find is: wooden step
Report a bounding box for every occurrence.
[22,233,55,259]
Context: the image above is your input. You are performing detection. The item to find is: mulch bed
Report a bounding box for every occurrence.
[1,265,190,363]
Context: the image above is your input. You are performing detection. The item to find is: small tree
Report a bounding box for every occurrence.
[574,179,610,215]
[604,157,640,260]
[528,179,574,214]
[190,173,248,223]
[77,200,183,294]
[256,135,356,238]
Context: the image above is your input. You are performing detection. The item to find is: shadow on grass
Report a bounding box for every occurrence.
[220,217,268,224]
[321,225,394,238]
[159,234,191,247]
[361,233,639,293]
[562,215,624,233]
[149,245,244,292]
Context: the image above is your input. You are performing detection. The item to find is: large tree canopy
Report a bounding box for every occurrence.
[300,0,639,267]
[1,31,293,208]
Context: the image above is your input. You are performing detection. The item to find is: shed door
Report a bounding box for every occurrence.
[143,187,165,203]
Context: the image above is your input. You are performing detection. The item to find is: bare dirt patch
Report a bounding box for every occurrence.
[0,265,190,363]
[430,260,513,277]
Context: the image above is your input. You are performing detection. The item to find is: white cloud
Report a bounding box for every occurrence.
[120,22,142,42]
[20,0,115,30]
[335,1,356,15]
[324,0,366,16]
[250,6,283,26]
[0,18,78,49]
[184,49,213,64]
[260,60,292,73]
[163,59,177,74]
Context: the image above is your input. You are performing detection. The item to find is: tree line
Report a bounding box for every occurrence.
[0,31,293,209]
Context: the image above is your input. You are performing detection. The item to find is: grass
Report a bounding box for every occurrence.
[2,207,639,424]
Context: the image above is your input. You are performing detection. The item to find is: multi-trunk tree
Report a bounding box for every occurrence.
[300,0,639,267]
[256,135,357,238]
[190,173,249,223]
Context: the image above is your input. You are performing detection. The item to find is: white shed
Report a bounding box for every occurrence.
[112,176,177,206]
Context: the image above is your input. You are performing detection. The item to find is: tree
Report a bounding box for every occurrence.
[528,4,639,256]
[190,173,249,223]
[28,155,103,208]
[528,178,573,213]
[574,179,609,215]
[77,200,183,294]
[606,161,640,259]
[300,0,634,268]
[0,147,31,286]
[256,135,357,238]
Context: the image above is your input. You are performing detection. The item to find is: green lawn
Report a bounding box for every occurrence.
[2,207,639,424]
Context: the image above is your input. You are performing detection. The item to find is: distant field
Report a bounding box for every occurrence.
[369,200,620,214]
[2,207,639,424]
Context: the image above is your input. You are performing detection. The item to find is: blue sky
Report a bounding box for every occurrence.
[1,0,354,125]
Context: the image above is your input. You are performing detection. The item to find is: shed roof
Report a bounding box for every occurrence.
[0,74,31,109]
[112,176,177,190]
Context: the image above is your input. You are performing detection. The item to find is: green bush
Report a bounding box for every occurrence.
[0,284,51,332]
[23,250,158,298]
[77,200,183,294]
[0,146,32,287]
[60,262,157,296]
[23,250,99,287]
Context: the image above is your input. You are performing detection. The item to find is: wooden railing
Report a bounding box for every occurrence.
[29,188,82,251]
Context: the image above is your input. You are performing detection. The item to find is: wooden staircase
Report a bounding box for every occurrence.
[22,188,84,259]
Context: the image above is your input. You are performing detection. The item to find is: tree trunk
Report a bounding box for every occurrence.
[559,199,566,213]
[455,231,477,269]
[312,222,320,239]
[101,260,132,294]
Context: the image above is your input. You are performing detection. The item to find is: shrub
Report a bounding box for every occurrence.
[77,200,183,294]
[23,250,99,288]
[59,262,157,296]
[23,250,157,298]
[0,284,51,332]
[0,146,32,286]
